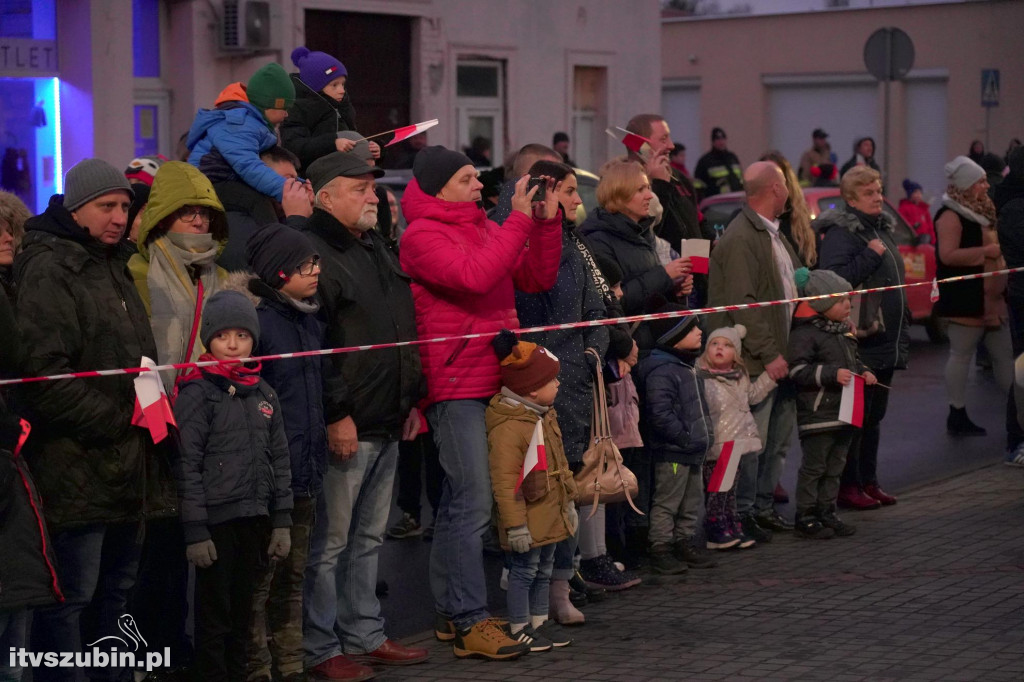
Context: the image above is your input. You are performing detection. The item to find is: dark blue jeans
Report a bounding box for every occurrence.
[427,400,493,630]
[31,523,142,682]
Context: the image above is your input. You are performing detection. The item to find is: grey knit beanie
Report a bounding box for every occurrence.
[201,290,260,349]
[64,159,134,212]
[944,156,986,191]
[802,269,852,313]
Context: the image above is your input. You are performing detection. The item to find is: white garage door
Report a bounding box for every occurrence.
[904,79,948,211]
[661,84,701,167]
[768,82,879,177]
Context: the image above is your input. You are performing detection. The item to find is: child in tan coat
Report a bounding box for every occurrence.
[486,330,579,655]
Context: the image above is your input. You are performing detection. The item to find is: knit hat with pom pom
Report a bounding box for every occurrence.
[492,329,561,396]
[707,324,747,358]
[291,46,347,95]
[902,178,923,199]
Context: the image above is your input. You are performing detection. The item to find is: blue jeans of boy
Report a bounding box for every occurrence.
[507,545,556,626]
[304,440,398,667]
[31,522,141,682]
[426,400,493,630]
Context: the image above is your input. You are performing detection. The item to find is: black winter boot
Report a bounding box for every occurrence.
[947,405,987,436]
[649,543,688,575]
[817,505,856,537]
[793,510,835,540]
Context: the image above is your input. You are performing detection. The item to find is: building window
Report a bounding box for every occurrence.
[456,59,504,167]
[0,0,55,39]
[133,0,161,78]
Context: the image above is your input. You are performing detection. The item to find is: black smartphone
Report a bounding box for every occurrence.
[527,177,547,202]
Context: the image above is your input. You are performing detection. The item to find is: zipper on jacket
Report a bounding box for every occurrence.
[873,226,905,368]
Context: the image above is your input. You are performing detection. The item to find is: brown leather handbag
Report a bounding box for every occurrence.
[574,350,643,519]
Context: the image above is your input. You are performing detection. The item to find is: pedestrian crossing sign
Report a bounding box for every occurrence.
[982,69,1000,108]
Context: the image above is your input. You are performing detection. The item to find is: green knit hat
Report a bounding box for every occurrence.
[246,63,295,112]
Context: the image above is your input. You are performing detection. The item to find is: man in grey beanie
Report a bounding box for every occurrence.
[14,158,164,670]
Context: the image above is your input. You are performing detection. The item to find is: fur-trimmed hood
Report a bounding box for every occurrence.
[813,205,895,237]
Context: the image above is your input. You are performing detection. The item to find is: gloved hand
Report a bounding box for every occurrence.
[507,525,534,553]
[268,527,291,560]
[186,540,217,568]
[567,504,579,534]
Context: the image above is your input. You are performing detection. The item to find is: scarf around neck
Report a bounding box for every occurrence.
[147,233,220,390]
[810,315,853,335]
[942,189,996,227]
[178,352,262,389]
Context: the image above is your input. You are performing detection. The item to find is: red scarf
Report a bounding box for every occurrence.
[178,353,262,387]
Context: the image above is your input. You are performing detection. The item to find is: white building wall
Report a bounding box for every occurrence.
[163,0,661,170]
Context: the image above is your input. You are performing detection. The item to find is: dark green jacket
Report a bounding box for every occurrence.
[13,196,175,532]
[707,205,801,377]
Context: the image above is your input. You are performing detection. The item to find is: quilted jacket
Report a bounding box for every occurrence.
[399,179,562,404]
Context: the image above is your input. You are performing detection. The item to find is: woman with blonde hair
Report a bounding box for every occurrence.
[0,191,29,299]
[761,151,816,267]
[580,159,692,353]
[934,155,1011,436]
[815,165,909,510]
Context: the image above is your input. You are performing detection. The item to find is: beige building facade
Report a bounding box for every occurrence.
[1,0,661,215]
[661,1,1024,200]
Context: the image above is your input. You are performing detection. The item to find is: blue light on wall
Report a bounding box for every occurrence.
[52,77,62,194]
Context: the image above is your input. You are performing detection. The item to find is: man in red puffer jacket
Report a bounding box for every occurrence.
[400,146,562,660]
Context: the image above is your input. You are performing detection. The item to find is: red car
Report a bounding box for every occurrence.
[700,187,942,341]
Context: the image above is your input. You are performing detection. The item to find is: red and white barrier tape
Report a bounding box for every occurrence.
[1,266,1021,387]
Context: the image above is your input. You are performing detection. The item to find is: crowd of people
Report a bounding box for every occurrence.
[0,43,1022,682]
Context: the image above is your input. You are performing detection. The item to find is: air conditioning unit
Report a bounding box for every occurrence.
[219,0,271,53]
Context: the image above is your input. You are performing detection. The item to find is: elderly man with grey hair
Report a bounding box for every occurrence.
[301,151,427,678]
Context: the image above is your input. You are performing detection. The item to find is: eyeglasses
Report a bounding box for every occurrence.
[296,256,321,276]
[175,206,213,224]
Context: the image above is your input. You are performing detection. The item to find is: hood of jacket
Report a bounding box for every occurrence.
[994,175,1024,213]
[484,394,544,433]
[638,347,697,378]
[16,196,116,274]
[187,100,269,150]
[400,177,488,229]
[579,207,653,248]
[214,82,248,107]
[136,162,228,261]
[291,73,347,110]
[814,205,894,237]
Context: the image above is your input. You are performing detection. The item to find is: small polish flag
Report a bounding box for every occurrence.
[515,420,548,493]
[605,126,652,154]
[681,238,711,275]
[706,439,759,493]
[838,374,865,427]
[385,119,439,147]
[930,278,940,303]
[132,357,177,444]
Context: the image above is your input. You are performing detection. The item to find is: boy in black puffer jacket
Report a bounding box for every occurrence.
[242,223,326,682]
[282,46,377,174]
[635,302,715,576]
[787,270,876,540]
[174,290,293,682]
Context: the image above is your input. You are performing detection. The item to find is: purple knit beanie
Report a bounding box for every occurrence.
[290,46,347,94]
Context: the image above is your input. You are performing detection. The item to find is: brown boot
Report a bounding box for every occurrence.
[453,619,530,660]
[548,579,585,625]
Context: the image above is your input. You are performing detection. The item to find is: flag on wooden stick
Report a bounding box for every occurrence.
[515,420,549,493]
[384,119,439,147]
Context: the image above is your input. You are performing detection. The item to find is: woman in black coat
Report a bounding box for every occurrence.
[816,166,908,511]
[580,160,692,354]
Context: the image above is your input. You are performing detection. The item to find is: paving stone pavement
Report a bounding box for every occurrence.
[377,464,1024,681]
